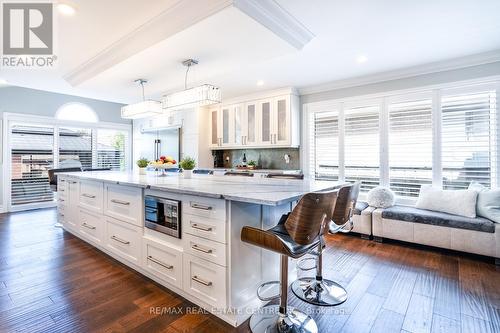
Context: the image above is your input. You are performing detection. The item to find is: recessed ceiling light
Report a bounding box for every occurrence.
[356,55,368,63]
[256,80,265,86]
[57,2,76,16]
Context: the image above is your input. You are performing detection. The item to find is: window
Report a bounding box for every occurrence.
[10,125,54,206]
[59,127,93,169]
[97,129,128,171]
[56,103,98,123]
[306,81,499,202]
[344,105,380,192]
[312,111,339,180]
[389,99,433,197]
[441,91,496,190]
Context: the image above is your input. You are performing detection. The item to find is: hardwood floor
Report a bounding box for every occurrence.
[0,208,498,333]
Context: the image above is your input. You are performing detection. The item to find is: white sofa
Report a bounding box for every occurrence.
[351,201,373,239]
[371,205,500,263]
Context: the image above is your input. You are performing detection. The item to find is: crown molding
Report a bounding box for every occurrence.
[298,50,500,96]
[64,0,233,86]
[233,0,314,50]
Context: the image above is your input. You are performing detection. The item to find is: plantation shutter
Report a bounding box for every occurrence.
[97,129,128,171]
[441,91,496,190]
[388,99,433,197]
[313,111,339,180]
[344,105,380,191]
[10,125,55,206]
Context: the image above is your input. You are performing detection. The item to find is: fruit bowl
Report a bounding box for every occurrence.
[149,163,178,169]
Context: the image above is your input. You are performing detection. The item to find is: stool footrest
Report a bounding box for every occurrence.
[256,281,281,301]
[296,257,317,271]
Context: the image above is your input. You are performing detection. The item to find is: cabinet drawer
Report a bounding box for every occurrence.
[58,205,67,222]
[79,180,103,213]
[184,213,226,244]
[183,253,226,308]
[78,209,103,246]
[142,238,182,289]
[104,184,142,226]
[58,177,68,193]
[183,233,226,267]
[183,196,225,221]
[105,217,142,265]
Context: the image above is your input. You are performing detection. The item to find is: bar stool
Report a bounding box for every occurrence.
[291,182,360,307]
[241,190,338,333]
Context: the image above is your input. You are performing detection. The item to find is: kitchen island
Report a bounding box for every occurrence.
[56,171,342,327]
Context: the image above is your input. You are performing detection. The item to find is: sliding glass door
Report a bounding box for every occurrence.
[6,119,131,211]
[10,125,55,206]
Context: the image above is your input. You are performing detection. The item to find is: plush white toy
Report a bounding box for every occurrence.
[367,186,395,208]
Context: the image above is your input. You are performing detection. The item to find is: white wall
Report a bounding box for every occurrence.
[0,86,128,212]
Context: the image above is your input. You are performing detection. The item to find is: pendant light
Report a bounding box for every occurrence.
[121,79,162,119]
[162,59,221,110]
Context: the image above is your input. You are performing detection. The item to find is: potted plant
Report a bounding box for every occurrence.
[179,156,196,179]
[136,158,149,175]
[247,160,257,170]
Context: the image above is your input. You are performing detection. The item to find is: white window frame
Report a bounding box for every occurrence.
[302,76,500,204]
[2,112,132,212]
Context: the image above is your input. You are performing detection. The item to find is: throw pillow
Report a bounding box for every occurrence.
[415,185,478,218]
[468,182,500,223]
[366,187,395,208]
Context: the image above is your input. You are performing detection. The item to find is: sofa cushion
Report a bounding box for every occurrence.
[381,205,495,233]
[354,201,369,215]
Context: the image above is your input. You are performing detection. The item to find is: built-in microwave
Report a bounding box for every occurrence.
[144,195,181,238]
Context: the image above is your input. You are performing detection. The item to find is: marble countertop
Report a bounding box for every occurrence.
[59,171,343,206]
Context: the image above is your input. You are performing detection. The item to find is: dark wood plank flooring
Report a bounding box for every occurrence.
[0,208,498,332]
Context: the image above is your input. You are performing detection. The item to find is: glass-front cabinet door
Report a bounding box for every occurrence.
[273,96,290,145]
[244,102,257,146]
[233,104,243,145]
[259,100,273,145]
[221,107,230,145]
[209,107,220,147]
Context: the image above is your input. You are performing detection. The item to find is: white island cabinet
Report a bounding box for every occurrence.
[56,171,341,327]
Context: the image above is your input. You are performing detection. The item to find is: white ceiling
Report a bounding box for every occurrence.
[2,0,500,103]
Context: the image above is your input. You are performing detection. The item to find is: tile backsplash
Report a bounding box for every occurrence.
[222,148,300,170]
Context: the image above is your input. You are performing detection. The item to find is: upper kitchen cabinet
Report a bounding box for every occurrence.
[208,88,299,149]
[209,107,221,148]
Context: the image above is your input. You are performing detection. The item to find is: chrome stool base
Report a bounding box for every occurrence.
[291,277,347,306]
[249,305,318,333]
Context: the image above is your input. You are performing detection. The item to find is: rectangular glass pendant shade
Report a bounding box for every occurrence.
[121,100,162,119]
[162,84,221,110]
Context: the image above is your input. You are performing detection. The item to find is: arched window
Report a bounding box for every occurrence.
[55,103,99,123]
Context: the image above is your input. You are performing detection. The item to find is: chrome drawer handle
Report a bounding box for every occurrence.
[191,244,213,254]
[82,222,96,230]
[191,203,212,211]
[59,213,65,217]
[111,199,130,206]
[191,223,213,232]
[82,193,96,199]
[59,198,65,202]
[69,181,78,184]
[147,256,173,270]
[192,275,212,287]
[111,235,130,245]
